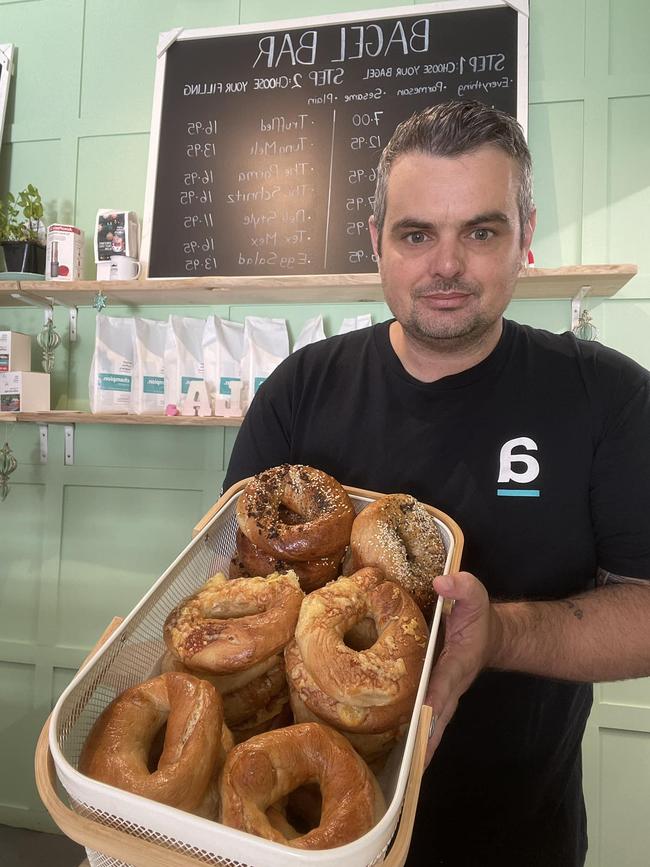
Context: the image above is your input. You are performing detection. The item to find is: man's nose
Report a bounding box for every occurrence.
[428,236,464,280]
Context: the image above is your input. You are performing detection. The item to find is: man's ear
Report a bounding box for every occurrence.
[369,215,381,258]
[522,207,537,260]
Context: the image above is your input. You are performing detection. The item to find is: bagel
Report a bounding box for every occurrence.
[236,464,355,561]
[160,648,281,696]
[229,528,344,593]
[219,722,385,848]
[163,571,303,673]
[160,649,287,728]
[295,567,428,707]
[79,672,223,816]
[349,494,447,615]
[230,690,293,745]
[289,688,406,764]
[285,637,415,734]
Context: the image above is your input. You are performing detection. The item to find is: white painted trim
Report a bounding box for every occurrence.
[0,44,14,153]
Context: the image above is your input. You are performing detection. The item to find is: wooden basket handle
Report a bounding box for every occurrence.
[381,703,433,867]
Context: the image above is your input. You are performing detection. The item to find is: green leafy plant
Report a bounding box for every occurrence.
[0,184,45,242]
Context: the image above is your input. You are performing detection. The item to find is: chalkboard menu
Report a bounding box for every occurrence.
[142,2,528,279]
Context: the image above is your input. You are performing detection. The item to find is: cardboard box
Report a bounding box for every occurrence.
[0,331,31,372]
[0,372,50,412]
[46,224,85,281]
[94,210,139,262]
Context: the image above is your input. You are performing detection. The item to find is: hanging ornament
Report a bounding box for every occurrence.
[572,308,598,341]
[93,290,108,312]
[0,441,18,502]
[36,318,62,374]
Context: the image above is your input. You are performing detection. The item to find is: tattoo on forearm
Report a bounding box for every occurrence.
[562,599,584,620]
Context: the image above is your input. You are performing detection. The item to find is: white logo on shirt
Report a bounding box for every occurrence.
[498,437,540,484]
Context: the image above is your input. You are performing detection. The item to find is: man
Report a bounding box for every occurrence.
[224,101,650,866]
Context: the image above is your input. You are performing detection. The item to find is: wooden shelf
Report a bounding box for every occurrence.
[0,264,638,308]
[1,411,242,427]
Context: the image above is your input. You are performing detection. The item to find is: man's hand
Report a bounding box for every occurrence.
[424,571,497,767]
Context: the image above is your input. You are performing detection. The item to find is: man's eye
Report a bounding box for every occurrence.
[406,231,427,244]
[470,228,493,241]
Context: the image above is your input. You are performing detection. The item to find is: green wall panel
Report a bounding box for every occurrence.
[0,483,46,645]
[607,96,650,274]
[57,484,202,647]
[528,100,584,267]
[609,0,650,76]
[529,0,585,83]
[80,0,241,128]
[0,661,38,809]
[597,729,650,867]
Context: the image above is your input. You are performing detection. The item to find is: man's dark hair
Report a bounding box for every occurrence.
[373,100,533,251]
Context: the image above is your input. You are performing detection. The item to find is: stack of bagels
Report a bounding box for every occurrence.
[161,570,301,742]
[78,463,449,851]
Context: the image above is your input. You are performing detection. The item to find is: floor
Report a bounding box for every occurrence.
[0,824,87,867]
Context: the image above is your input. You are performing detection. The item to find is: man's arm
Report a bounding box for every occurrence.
[424,571,650,765]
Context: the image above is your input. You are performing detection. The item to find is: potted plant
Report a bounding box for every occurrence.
[0,184,46,274]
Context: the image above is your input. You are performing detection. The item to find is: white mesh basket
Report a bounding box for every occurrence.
[47,484,461,867]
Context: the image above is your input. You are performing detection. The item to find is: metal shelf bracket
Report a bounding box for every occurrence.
[64,425,75,465]
[38,424,48,464]
[9,289,78,341]
[571,285,591,332]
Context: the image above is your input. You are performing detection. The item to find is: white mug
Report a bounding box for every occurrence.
[109,255,141,280]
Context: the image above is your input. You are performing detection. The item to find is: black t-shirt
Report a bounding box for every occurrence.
[224,318,650,867]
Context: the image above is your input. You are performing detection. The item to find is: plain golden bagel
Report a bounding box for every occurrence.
[79,672,223,817]
[219,722,386,848]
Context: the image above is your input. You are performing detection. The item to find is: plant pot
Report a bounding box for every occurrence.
[1,240,46,274]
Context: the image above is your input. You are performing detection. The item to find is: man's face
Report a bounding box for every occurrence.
[369,145,535,350]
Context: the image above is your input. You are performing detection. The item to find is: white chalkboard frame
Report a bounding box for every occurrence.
[0,44,14,157]
[141,0,529,280]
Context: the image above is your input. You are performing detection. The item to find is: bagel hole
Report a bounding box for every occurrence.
[285,782,322,833]
[147,722,167,772]
[278,504,306,525]
[344,617,378,651]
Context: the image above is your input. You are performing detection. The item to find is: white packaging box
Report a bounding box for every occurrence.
[0,372,50,412]
[0,331,31,372]
[94,210,139,262]
[46,224,85,281]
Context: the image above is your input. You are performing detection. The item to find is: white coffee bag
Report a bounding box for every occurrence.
[164,315,205,410]
[241,316,289,411]
[337,313,373,334]
[292,314,326,351]
[88,315,135,413]
[203,317,245,412]
[133,317,167,415]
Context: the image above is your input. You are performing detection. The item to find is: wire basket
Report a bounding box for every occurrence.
[42,481,463,867]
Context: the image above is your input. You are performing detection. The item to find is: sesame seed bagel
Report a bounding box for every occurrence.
[163,571,303,673]
[349,494,447,615]
[236,464,355,561]
[294,567,428,708]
